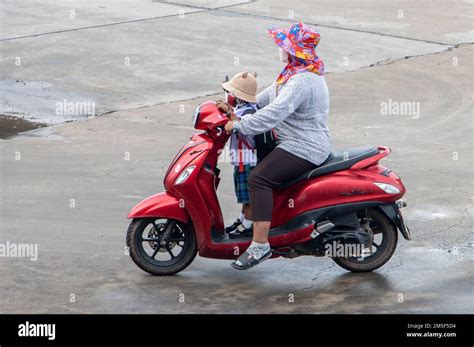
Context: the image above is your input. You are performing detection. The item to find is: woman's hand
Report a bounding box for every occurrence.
[224,120,235,133]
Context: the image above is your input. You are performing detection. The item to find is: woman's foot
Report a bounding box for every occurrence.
[231,241,271,270]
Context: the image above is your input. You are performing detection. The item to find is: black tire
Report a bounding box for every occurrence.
[332,209,398,272]
[126,218,197,276]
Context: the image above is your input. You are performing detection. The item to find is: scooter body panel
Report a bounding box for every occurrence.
[270,164,406,228]
[127,191,190,223]
[164,131,229,253]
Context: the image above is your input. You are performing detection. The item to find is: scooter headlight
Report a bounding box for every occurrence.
[373,182,400,194]
[175,165,196,185]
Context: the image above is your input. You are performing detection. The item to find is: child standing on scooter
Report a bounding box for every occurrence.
[221,71,258,239]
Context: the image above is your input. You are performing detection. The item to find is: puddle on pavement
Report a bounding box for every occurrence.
[0,114,47,139]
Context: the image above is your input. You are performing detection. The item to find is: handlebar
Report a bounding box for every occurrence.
[215,124,238,135]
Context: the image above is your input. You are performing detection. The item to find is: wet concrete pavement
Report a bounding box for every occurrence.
[0,0,451,120]
[0,0,473,313]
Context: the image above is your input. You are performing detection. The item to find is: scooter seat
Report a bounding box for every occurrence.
[279,145,379,188]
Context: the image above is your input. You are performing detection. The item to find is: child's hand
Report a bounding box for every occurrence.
[216,100,234,117]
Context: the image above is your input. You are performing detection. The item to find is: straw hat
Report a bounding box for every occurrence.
[222,71,257,103]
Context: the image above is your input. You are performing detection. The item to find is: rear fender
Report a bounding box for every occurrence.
[378,203,410,240]
[127,191,190,223]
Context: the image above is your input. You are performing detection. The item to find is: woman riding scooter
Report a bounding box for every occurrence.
[218,22,331,270]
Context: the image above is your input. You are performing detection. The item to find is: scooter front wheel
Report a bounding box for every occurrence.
[127,218,197,276]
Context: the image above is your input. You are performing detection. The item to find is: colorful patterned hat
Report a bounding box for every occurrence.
[268,22,321,61]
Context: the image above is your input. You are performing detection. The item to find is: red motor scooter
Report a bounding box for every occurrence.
[126,101,410,275]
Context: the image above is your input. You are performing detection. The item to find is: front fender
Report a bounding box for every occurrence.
[127,191,190,223]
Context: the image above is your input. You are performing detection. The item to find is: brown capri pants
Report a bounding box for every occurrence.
[249,148,317,221]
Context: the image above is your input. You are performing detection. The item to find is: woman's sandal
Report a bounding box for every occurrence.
[231,250,272,270]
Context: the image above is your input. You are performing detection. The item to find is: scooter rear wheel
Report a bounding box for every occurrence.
[332,209,398,272]
[127,218,197,276]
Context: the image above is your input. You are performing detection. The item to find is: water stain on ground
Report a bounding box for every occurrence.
[0,114,46,139]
